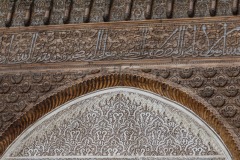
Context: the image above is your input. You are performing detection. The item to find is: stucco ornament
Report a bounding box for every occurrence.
[2,88,231,160]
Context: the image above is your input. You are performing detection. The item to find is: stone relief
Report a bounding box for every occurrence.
[1,21,240,64]
[3,88,229,159]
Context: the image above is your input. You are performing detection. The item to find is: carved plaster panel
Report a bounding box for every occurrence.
[2,88,231,159]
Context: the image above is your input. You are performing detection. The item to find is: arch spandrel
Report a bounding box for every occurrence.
[2,88,231,159]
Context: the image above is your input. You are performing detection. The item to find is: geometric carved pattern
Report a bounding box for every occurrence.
[3,89,229,159]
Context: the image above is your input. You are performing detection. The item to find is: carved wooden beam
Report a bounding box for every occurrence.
[209,0,217,16]
[24,0,34,26]
[43,0,53,25]
[124,0,133,21]
[145,0,153,19]
[63,0,73,24]
[232,0,239,15]
[5,0,16,27]
[83,0,93,23]
[166,0,174,18]
[103,0,112,22]
[187,0,196,17]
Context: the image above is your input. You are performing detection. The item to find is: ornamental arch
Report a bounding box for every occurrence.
[1,0,240,159]
[0,74,238,159]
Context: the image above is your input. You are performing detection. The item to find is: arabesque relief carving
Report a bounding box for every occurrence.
[3,89,229,159]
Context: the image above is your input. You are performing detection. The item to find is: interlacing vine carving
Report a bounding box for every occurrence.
[9,91,223,158]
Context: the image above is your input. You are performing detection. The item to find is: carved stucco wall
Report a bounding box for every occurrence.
[1,88,232,159]
[0,2,240,158]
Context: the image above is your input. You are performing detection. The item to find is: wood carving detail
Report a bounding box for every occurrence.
[1,21,240,64]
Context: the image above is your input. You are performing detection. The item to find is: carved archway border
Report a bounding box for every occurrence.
[0,73,239,159]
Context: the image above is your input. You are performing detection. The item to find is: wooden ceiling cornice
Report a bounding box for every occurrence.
[0,73,239,159]
[0,0,238,27]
